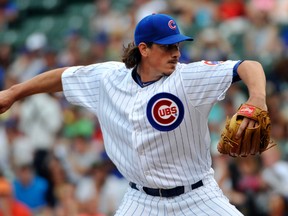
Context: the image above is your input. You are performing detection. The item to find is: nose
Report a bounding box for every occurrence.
[172,45,181,58]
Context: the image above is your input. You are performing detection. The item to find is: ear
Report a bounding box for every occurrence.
[138,42,150,57]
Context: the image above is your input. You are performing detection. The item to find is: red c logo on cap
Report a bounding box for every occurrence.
[168,20,176,30]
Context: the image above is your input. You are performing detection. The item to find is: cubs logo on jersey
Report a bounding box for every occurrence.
[146,92,184,131]
[202,60,225,65]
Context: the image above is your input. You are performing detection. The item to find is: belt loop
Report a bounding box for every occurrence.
[159,189,163,197]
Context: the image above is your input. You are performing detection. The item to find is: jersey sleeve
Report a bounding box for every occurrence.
[181,60,241,106]
[61,63,104,113]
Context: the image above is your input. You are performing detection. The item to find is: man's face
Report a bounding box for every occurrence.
[146,43,181,76]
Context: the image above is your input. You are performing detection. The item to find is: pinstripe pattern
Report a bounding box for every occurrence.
[62,60,243,215]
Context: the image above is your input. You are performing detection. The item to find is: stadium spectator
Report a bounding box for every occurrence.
[0,176,31,216]
[7,32,47,83]
[12,163,49,215]
[18,93,63,151]
[0,0,18,30]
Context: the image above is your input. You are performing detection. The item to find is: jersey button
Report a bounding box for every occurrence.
[144,171,150,176]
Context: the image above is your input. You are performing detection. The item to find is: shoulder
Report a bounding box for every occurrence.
[103,61,129,75]
[72,61,125,73]
[179,60,240,73]
[181,60,237,69]
[63,61,127,78]
[99,61,131,80]
[94,61,125,70]
[34,175,49,187]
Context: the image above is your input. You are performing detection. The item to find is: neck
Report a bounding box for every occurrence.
[137,64,163,83]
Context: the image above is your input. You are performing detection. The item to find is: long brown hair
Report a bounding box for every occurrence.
[122,42,153,69]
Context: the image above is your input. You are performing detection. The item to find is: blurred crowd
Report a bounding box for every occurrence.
[0,0,288,215]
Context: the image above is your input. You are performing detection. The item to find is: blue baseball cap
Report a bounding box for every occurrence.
[134,14,193,46]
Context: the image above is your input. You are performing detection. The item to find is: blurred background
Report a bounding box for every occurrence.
[0,0,287,215]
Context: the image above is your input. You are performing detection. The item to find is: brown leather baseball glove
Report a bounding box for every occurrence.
[217,104,276,157]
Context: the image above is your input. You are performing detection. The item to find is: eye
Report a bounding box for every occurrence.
[159,43,179,51]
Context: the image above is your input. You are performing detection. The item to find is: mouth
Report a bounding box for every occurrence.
[168,60,178,64]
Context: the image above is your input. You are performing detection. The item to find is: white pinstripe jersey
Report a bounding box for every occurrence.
[62,60,238,189]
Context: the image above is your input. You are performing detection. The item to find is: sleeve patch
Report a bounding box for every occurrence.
[202,60,225,66]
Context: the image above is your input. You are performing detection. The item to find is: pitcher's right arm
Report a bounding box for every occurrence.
[0,67,67,114]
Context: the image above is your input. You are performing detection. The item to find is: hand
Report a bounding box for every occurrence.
[235,117,259,139]
[235,96,266,139]
[0,89,16,114]
[218,103,273,157]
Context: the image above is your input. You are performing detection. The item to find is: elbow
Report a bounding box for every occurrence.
[242,60,262,68]
[238,60,265,76]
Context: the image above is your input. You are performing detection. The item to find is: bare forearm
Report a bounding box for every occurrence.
[0,67,67,114]
[11,67,67,100]
[237,61,267,109]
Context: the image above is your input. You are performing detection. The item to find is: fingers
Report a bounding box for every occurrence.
[0,105,9,114]
[235,118,249,139]
[0,90,14,114]
[0,101,11,114]
[0,107,9,114]
[248,119,258,128]
[0,104,12,115]
[235,118,258,139]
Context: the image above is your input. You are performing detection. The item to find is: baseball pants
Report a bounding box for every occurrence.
[114,174,243,216]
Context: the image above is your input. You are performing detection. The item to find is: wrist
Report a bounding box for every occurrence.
[10,84,23,102]
[246,95,267,110]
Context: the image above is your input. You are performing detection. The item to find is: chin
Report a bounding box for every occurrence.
[161,65,176,76]
[163,70,174,76]
[169,65,177,72]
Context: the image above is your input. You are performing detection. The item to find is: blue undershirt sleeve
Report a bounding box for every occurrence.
[232,60,245,83]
